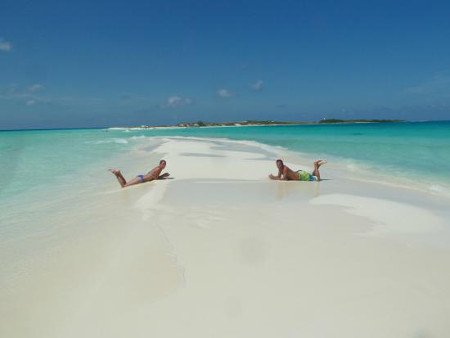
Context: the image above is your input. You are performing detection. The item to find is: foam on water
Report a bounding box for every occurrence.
[106,121,450,183]
[1,130,450,338]
[1,121,450,208]
[86,138,129,144]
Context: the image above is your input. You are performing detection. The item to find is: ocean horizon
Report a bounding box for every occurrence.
[2,120,450,337]
[2,119,450,132]
[2,121,449,201]
[4,1,450,335]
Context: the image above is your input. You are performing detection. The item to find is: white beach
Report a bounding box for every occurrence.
[1,137,450,338]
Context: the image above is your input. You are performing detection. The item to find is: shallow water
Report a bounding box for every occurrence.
[119,121,450,183]
[1,133,450,338]
[3,121,450,201]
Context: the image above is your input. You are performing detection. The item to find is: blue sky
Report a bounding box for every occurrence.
[1,0,450,129]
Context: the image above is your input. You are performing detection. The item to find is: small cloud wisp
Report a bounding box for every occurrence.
[163,95,193,108]
[0,39,12,52]
[217,88,233,98]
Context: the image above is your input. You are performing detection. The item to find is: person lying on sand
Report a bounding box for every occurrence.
[269,159,326,181]
[109,160,170,188]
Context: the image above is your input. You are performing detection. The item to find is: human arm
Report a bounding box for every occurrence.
[157,173,170,179]
[269,168,287,180]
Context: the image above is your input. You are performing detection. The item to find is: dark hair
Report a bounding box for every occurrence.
[160,159,166,165]
[276,159,283,164]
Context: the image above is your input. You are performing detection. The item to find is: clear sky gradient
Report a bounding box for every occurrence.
[1,0,450,129]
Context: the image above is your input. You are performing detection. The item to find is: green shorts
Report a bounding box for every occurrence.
[297,170,318,181]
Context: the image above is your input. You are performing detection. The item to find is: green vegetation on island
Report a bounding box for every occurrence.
[129,119,404,129]
[174,119,404,127]
[176,120,300,127]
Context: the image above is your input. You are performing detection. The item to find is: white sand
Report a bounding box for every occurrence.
[1,137,450,338]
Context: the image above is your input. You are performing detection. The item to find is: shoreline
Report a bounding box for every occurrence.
[1,136,450,338]
[3,119,450,132]
[110,119,407,130]
[125,134,450,199]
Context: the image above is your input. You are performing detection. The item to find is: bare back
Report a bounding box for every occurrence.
[144,166,164,181]
[280,165,300,180]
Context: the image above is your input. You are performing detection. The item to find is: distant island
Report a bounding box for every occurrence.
[121,118,405,129]
[317,118,404,124]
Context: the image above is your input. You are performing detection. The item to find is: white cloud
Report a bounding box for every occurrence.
[251,80,264,91]
[28,84,45,93]
[217,88,233,98]
[0,39,12,52]
[163,95,193,108]
[0,84,47,106]
[405,71,450,97]
[0,84,104,108]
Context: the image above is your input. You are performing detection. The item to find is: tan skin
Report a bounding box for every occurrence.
[109,160,170,188]
[269,160,326,181]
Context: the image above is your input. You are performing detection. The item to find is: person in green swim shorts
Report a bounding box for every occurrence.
[269,159,326,181]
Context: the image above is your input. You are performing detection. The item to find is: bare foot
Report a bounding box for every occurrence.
[314,160,327,167]
[108,168,121,176]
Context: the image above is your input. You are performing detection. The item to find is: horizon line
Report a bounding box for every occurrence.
[3,119,450,132]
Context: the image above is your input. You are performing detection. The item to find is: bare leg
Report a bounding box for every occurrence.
[312,160,327,181]
[123,177,144,187]
[109,169,127,188]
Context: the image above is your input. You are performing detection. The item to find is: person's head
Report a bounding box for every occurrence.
[159,159,166,168]
[276,159,284,169]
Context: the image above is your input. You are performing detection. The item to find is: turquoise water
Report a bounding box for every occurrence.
[1,121,450,202]
[0,129,134,198]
